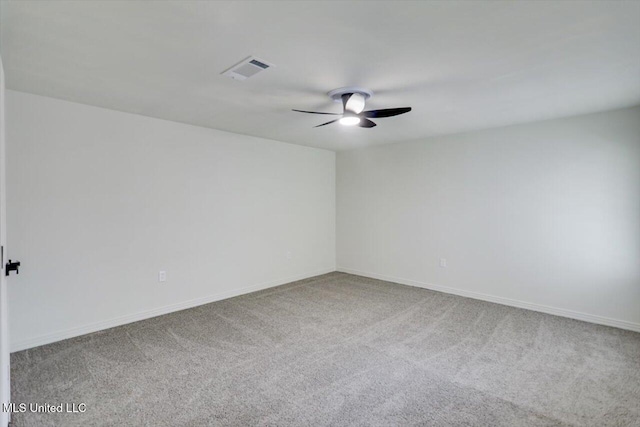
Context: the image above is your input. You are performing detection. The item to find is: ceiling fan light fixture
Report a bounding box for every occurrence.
[339,116,361,126]
[293,86,411,129]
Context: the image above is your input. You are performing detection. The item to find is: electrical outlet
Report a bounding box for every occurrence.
[286,251,292,260]
[439,258,447,268]
[158,271,167,282]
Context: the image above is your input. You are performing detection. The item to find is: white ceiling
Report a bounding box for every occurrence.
[2,1,639,151]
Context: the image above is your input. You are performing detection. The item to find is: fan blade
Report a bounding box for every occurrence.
[314,119,340,127]
[358,118,377,128]
[292,109,340,115]
[361,107,411,118]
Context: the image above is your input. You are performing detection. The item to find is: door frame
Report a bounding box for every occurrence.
[0,53,11,427]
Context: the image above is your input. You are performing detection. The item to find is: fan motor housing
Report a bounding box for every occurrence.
[327,87,374,102]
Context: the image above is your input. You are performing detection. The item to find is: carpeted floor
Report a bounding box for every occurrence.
[9,272,640,426]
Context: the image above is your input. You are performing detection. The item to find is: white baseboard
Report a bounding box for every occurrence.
[11,267,336,352]
[337,267,640,333]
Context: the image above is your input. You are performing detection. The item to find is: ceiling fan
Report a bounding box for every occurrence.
[292,87,411,128]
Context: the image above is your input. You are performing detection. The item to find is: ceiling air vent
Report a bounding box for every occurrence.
[222,56,274,81]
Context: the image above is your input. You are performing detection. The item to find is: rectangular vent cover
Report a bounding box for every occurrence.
[222,56,274,81]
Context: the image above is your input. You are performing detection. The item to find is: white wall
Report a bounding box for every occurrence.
[337,106,640,331]
[7,90,336,351]
[7,91,639,352]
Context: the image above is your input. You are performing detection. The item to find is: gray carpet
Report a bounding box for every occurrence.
[9,272,640,426]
